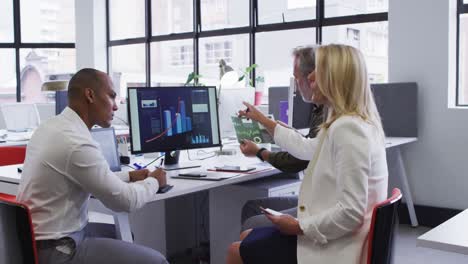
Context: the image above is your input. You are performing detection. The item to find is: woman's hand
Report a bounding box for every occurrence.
[265,214,304,236]
[239,139,260,157]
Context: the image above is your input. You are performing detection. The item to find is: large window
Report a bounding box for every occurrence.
[0,0,75,103]
[107,0,388,98]
[458,0,468,105]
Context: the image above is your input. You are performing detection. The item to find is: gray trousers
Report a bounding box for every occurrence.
[37,223,168,264]
[241,196,298,231]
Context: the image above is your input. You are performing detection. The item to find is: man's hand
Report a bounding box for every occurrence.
[265,213,304,236]
[129,169,149,182]
[148,168,167,187]
[239,139,260,157]
[238,102,277,135]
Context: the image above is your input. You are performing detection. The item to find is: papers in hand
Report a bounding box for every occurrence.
[231,116,274,144]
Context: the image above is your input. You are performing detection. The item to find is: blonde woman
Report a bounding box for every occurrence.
[227,44,388,264]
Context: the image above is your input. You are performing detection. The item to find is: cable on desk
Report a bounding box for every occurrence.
[187,150,217,161]
[143,155,165,168]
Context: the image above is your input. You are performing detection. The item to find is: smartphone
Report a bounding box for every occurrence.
[259,207,283,216]
[214,165,255,172]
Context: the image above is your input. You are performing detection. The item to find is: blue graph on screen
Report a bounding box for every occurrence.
[145,97,194,143]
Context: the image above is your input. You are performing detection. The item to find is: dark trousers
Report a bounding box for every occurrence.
[241,196,298,231]
[36,223,168,264]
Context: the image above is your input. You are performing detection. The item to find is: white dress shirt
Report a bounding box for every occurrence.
[17,107,159,240]
[274,116,388,264]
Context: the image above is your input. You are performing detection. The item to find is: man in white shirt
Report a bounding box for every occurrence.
[17,68,168,264]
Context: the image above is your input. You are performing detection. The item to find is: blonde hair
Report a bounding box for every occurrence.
[315,44,384,138]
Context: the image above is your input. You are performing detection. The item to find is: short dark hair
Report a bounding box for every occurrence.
[292,46,316,79]
[67,68,106,100]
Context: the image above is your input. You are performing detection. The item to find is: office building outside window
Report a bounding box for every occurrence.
[107,0,388,100]
[171,45,194,67]
[323,21,388,83]
[0,0,75,103]
[151,40,194,88]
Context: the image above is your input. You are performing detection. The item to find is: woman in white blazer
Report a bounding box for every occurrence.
[227,44,388,264]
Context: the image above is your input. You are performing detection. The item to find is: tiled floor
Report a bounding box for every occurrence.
[394,224,468,263]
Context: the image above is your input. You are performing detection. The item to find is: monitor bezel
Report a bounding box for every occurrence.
[127,86,222,154]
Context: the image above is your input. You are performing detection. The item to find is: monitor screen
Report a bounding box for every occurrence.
[291,91,314,129]
[268,86,290,123]
[127,86,221,154]
[90,127,121,172]
[55,90,68,115]
[269,86,314,129]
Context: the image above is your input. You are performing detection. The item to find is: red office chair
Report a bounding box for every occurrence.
[0,146,27,165]
[0,193,39,264]
[367,188,402,264]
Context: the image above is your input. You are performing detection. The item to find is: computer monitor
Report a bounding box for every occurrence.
[55,90,68,115]
[289,89,314,129]
[90,127,121,172]
[268,86,289,123]
[0,103,41,132]
[371,82,418,137]
[218,87,255,138]
[127,86,221,164]
[269,85,314,129]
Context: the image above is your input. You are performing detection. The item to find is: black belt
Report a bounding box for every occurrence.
[36,237,74,249]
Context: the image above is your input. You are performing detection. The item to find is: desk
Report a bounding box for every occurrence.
[386,137,419,227]
[0,150,279,264]
[417,209,468,255]
[0,137,417,263]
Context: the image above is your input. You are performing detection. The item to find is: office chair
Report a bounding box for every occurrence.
[367,188,402,264]
[0,193,39,264]
[0,146,27,166]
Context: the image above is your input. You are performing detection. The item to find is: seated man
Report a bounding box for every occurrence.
[239,46,324,231]
[17,68,168,264]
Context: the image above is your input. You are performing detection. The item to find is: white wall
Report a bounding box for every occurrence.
[389,0,468,209]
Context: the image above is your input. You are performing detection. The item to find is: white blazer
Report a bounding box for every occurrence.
[274,116,388,264]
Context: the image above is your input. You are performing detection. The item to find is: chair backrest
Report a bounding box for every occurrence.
[0,146,27,166]
[367,188,402,264]
[0,193,38,264]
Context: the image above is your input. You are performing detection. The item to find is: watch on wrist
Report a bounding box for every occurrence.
[256,148,267,161]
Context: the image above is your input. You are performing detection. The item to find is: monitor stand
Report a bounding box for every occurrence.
[164,150,180,165]
[162,150,201,171]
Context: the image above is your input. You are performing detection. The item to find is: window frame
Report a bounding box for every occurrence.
[0,0,75,102]
[106,0,388,92]
[457,0,468,106]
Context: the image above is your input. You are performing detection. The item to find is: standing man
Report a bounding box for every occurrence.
[239,46,324,230]
[17,68,168,264]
